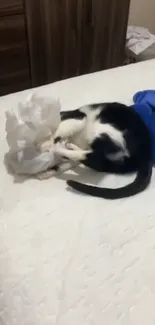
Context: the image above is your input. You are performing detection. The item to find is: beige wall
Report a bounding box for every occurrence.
[129,0,155,33]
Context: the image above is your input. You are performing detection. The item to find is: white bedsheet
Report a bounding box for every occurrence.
[1,60,155,325]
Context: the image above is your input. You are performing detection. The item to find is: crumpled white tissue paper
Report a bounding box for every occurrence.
[5,93,63,175]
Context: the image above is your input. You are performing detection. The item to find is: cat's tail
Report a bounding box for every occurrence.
[67,161,152,199]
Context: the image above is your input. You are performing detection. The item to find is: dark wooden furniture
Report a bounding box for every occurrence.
[0,0,130,96]
[0,0,31,95]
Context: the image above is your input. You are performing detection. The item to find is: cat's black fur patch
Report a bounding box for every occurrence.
[50,165,59,171]
[54,136,61,144]
[60,109,86,121]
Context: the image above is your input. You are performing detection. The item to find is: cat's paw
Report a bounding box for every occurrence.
[36,169,57,180]
[38,139,53,153]
[65,143,81,151]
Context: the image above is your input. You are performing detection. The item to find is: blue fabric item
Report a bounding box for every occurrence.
[131,90,155,162]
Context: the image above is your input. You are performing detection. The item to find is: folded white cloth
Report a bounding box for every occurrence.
[126,26,155,55]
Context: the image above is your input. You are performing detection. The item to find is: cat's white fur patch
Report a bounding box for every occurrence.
[54,117,86,140]
[55,105,128,153]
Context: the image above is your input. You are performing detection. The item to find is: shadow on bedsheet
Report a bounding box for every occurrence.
[4,153,106,186]
[57,165,106,196]
[57,165,107,189]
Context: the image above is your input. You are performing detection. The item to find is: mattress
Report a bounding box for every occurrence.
[1,60,155,325]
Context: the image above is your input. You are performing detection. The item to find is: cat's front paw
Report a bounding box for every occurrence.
[65,143,81,151]
[36,169,57,180]
[37,139,53,153]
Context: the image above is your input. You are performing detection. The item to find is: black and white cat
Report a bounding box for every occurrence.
[38,102,152,199]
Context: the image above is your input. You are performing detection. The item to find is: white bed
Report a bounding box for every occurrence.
[1,60,155,325]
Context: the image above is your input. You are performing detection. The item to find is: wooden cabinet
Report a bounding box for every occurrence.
[0,0,31,96]
[0,0,130,96]
[0,14,31,95]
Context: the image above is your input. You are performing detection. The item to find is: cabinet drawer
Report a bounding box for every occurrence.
[0,14,31,95]
[0,14,26,49]
[0,70,31,96]
[0,43,30,76]
[0,0,23,16]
